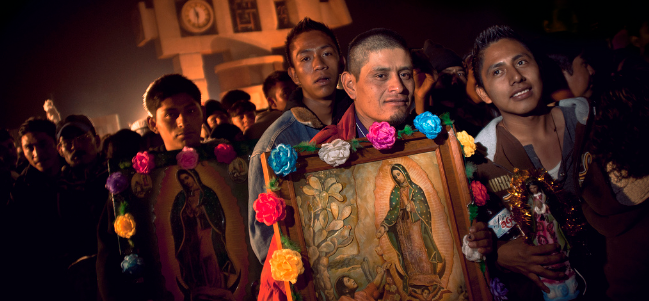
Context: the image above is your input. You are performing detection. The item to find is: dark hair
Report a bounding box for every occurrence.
[284,17,341,68]
[262,71,293,98]
[143,74,201,117]
[0,128,12,142]
[18,117,57,141]
[347,28,410,78]
[540,34,586,76]
[204,99,223,117]
[220,89,251,111]
[228,100,256,118]
[210,123,243,143]
[104,129,142,161]
[334,276,356,298]
[591,71,649,179]
[471,25,534,88]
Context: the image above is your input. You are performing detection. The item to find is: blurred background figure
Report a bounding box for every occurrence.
[228,99,256,133]
[210,123,244,144]
[245,71,297,140]
[220,89,251,112]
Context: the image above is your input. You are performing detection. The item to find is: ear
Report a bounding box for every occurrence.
[476,86,493,104]
[288,67,300,86]
[266,96,276,110]
[57,141,65,157]
[147,116,158,134]
[630,36,641,48]
[341,71,357,100]
[586,64,595,76]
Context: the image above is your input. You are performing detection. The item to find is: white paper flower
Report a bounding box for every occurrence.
[318,139,351,167]
[462,234,485,262]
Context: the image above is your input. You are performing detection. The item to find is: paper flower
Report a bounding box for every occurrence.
[470,181,489,206]
[132,151,155,174]
[253,192,286,226]
[106,171,129,195]
[114,213,136,239]
[462,234,485,262]
[457,131,476,157]
[318,139,351,167]
[269,249,304,284]
[176,146,199,169]
[214,143,237,164]
[121,253,144,276]
[414,112,443,140]
[490,277,509,301]
[367,122,396,150]
[269,144,298,177]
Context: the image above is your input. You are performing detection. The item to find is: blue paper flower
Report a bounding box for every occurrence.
[413,111,442,140]
[490,277,509,301]
[269,144,298,177]
[121,253,144,276]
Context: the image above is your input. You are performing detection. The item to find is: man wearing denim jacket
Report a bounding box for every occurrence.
[248,17,352,264]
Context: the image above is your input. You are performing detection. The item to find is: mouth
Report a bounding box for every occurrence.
[313,75,332,86]
[510,87,532,100]
[384,98,410,106]
[176,131,196,139]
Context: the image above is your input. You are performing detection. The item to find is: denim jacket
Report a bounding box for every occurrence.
[248,88,351,263]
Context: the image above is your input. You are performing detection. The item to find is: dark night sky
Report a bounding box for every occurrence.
[0,0,634,131]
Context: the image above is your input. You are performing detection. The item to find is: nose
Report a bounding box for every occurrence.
[509,67,525,85]
[389,74,406,94]
[177,113,186,128]
[313,54,328,71]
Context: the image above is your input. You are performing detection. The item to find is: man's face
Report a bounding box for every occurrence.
[207,112,229,129]
[269,81,296,111]
[288,30,341,101]
[344,48,414,128]
[231,111,256,132]
[148,93,203,151]
[0,138,17,169]
[432,65,468,104]
[563,55,593,98]
[476,39,543,117]
[22,132,58,173]
[57,129,99,168]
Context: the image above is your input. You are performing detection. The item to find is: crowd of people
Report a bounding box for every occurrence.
[1,14,648,301]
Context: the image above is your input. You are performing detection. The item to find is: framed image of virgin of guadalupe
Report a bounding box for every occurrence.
[107,141,260,301]
[260,128,491,301]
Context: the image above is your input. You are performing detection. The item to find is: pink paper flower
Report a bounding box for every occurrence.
[470,180,489,206]
[366,121,396,150]
[176,146,199,169]
[253,192,286,226]
[214,144,237,164]
[132,151,155,174]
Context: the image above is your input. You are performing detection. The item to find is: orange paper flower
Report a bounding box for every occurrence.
[269,249,304,284]
[457,130,476,157]
[114,213,136,239]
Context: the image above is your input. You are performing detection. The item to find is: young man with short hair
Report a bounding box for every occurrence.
[98,74,208,301]
[248,17,351,264]
[4,117,66,299]
[470,25,605,300]
[244,71,297,140]
[228,99,257,133]
[144,74,204,150]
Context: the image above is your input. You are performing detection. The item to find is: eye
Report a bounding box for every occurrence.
[300,56,311,62]
[517,60,527,66]
[400,72,412,80]
[493,69,502,76]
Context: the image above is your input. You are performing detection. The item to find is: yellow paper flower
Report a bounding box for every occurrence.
[269,249,304,284]
[457,131,476,157]
[114,213,136,239]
